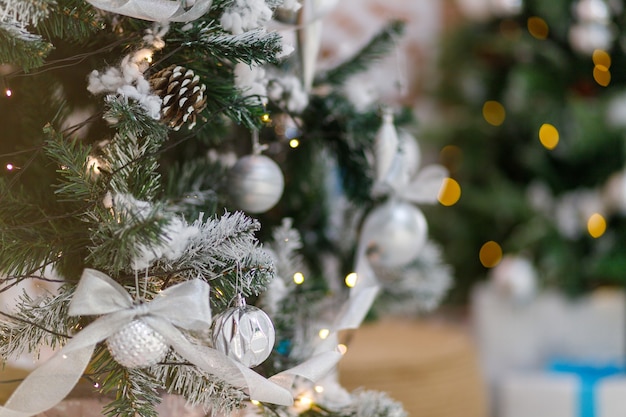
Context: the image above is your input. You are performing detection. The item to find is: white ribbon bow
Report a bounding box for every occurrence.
[85,0,212,22]
[0,269,341,417]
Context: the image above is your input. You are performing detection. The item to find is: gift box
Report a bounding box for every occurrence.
[499,367,626,417]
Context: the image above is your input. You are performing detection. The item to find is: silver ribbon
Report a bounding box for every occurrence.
[85,0,212,22]
[0,269,341,417]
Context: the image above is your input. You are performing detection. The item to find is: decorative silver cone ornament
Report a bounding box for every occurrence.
[212,295,275,368]
[228,154,285,213]
[361,199,428,268]
[106,319,169,368]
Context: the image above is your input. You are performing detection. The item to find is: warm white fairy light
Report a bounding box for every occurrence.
[93,382,100,388]
[318,328,330,339]
[5,89,12,97]
[314,385,324,393]
[289,138,300,148]
[297,395,313,408]
[337,343,348,354]
[251,400,260,406]
[293,272,304,285]
[344,272,358,288]
[6,163,14,171]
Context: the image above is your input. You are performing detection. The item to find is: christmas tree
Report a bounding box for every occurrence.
[425,0,626,302]
[0,1,451,416]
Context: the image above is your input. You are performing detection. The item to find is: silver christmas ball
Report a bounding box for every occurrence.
[212,303,275,368]
[228,155,285,213]
[569,22,614,54]
[574,0,610,22]
[361,200,428,268]
[106,319,169,368]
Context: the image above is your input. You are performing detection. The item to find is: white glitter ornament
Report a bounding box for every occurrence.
[228,154,285,213]
[212,296,275,368]
[106,319,169,368]
[361,200,428,268]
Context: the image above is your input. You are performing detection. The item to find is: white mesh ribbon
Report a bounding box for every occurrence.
[85,0,212,22]
[0,269,341,417]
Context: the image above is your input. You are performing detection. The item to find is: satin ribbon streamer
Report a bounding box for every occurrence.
[0,269,341,417]
[85,0,212,22]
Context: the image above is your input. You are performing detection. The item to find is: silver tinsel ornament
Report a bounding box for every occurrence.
[228,154,285,213]
[106,319,169,368]
[212,296,275,368]
[361,199,428,268]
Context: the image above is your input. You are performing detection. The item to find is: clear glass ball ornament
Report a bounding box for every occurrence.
[211,296,275,368]
[360,199,428,268]
[228,155,285,214]
[106,319,169,368]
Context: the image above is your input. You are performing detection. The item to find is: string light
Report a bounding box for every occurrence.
[297,395,313,409]
[261,113,271,123]
[479,241,503,268]
[6,163,14,171]
[344,272,358,288]
[318,328,330,339]
[293,272,304,285]
[93,382,100,389]
[289,138,300,148]
[251,400,260,406]
[587,213,607,238]
[438,178,461,206]
[482,100,506,126]
[5,89,12,97]
[337,344,348,355]
[539,123,559,150]
[314,385,325,393]
[527,16,549,40]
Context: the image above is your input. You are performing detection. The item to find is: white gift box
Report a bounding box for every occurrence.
[499,373,626,417]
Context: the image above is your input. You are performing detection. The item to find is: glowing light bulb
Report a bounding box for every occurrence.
[314,385,324,393]
[344,272,358,288]
[318,328,330,339]
[479,241,503,268]
[337,344,348,354]
[539,123,559,150]
[298,395,313,408]
[588,213,607,238]
[293,272,304,285]
[251,400,260,406]
[5,89,12,97]
[261,113,271,123]
[6,163,14,171]
[93,382,100,388]
[289,138,300,148]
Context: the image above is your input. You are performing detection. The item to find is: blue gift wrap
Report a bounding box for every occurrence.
[548,360,624,417]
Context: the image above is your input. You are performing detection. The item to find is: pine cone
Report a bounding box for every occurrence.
[149,65,207,131]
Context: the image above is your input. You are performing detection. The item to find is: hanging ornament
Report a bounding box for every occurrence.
[360,199,428,268]
[373,108,400,192]
[106,319,170,368]
[212,295,276,368]
[228,131,285,213]
[149,65,207,131]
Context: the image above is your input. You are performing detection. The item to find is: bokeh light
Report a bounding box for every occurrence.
[293,272,304,285]
[587,213,607,238]
[539,123,559,150]
[593,50,611,69]
[527,16,549,40]
[439,145,463,173]
[289,138,300,148]
[593,66,611,87]
[345,272,358,288]
[438,178,462,206]
[318,328,330,339]
[482,101,506,126]
[479,241,503,268]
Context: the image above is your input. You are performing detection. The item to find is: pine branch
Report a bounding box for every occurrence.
[153,211,274,310]
[0,23,53,71]
[0,285,76,360]
[35,0,103,43]
[151,352,246,415]
[198,27,284,66]
[91,347,162,417]
[316,21,405,86]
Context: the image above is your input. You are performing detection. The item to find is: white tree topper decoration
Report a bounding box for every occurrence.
[85,0,212,22]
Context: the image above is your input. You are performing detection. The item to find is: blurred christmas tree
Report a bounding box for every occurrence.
[0,1,452,417]
[425,0,626,302]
